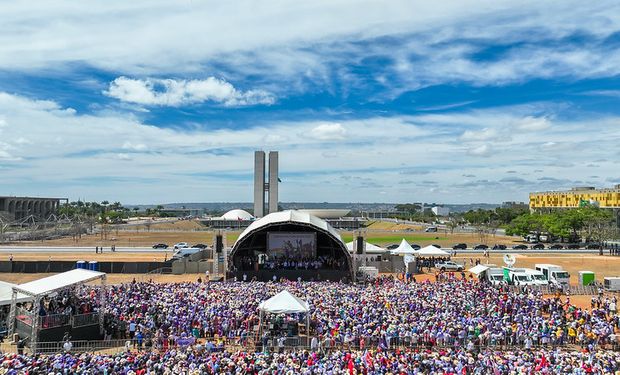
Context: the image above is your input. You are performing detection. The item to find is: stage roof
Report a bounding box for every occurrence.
[0,281,31,306]
[13,269,106,297]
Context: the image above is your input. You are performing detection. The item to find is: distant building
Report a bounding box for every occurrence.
[0,196,67,221]
[530,185,620,225]
[431,206,450,216]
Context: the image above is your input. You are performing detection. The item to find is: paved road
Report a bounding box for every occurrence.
[0,246,156,253]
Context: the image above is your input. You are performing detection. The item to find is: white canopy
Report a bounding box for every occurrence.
[14,269,106,297]
[468,264,490,276]
[258,290,309,314]
[390,239,417,255]
[416,245,450,257]
[346,241,386,254]
[0,280,31,306]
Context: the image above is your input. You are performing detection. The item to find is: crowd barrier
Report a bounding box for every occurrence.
[0,261,168,273]
[27,334,617,355]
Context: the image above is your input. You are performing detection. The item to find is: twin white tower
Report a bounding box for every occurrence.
[253,151,278,217]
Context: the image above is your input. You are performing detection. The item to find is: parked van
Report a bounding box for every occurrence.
[524,268,548,285]
[503,267,535,286]
[535,264,570,286]
[172,247,202,259]
[485,267,504,286]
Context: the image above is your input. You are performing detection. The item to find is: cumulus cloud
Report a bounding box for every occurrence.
[514,116,551,131]
[467,144,493,157]
[104,77,275,107]
[122,141,148,151]
[308,123,347,141]
[460,127,502,141]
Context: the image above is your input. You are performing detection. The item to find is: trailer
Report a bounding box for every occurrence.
[604,277,620,292]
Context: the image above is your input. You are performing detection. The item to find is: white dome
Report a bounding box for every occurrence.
[222,209,254,221]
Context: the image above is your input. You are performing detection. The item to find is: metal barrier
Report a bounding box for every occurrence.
[507,284,599,295]
[72,312,100,328]
[39,314,70,329]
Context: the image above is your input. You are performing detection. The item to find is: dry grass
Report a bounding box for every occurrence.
[0,273,207,284]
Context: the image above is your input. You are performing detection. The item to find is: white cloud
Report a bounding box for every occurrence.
[460,127,502,141]
[104,76,275,107]
[122,141,148,151]
[514,116,551,131]
[116,153,132,161]
[467,144,493,157]
[308,123,347,141]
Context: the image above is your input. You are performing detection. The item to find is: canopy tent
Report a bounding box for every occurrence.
[468,264,490,276]
[258,290,310,342]
[390,239,417,255]
[9,269,107,351]
[13,269,106,298]
[0,281,31,306]
[259,290,309,314]
[346,241,386,254]
[416,245,450,257]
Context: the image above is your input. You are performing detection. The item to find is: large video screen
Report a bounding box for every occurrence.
[267,232,317,259]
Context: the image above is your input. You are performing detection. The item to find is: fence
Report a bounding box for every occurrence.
[29,334,610,355]
[507,284,599,295]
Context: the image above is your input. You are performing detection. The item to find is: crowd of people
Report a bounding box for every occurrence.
[4,276,620,373]
[2,346,620,374]
[234,255,346,271]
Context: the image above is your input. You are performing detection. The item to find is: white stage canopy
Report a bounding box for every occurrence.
[0,281,31,306]
[13,269,106,297]
[346,241,386,254]
[390,239,417,255]
[258,290,309,314]
[416,245,450,257]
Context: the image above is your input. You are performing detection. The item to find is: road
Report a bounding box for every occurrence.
[0,246,155,253]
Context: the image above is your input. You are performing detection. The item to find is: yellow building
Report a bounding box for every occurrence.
[529,185,620,210]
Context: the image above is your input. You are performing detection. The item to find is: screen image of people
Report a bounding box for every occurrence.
[267,232,316,258]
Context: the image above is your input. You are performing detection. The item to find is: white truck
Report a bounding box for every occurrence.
[604,277,620,292]
[503,267,535,286]
[524,268,549,286]
[535,264,570,287]
[485,267,505,286]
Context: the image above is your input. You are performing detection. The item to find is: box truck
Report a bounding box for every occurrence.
[604,277,620,291]
[535,264,570,286]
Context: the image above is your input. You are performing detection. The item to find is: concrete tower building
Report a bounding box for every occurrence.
[253,151,279,217]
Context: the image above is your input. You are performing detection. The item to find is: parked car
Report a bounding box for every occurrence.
[192,243,209,249]
[452,243,467,250]
[431,244,442,248]
[435,260,464,271]
[174,242,189,249]
[566,244,581,249]
[152,243,169,249]
[474,244,489,250]
[410,244,421,250]
[425,226,438,233]
[386,244,399,250]
[531,243,545,250]
[585,243,601,249]
[548,244,564,250]
[512,244,528,250]
[492,244,507,250]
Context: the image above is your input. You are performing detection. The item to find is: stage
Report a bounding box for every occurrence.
[229,269,349,282]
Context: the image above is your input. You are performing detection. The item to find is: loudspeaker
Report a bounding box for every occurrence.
[356,236,364,254]
[216,234,223,253]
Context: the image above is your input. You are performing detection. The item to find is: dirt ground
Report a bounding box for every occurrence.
[2,251,171,262]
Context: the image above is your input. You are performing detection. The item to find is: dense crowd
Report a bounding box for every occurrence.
[6,277,620,373]
[234,255,346,271]
[2,347,620,374]
[80,277,620,354]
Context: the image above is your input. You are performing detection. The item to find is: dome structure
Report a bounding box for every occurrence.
[222,209,254,221]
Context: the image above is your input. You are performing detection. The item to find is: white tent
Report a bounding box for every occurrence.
[258,290,310,340]
[390,239,417,255]
[416,245,450,257]
[346,241,386,254]
[259,290,309,314]
[468,264,490,276]
[0,281,31,306]
[14,269,106,297]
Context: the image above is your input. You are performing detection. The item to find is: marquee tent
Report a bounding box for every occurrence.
[468,264,490,276]
[258,290,310,339]
[390,239,417,255]
[416,245,450,257]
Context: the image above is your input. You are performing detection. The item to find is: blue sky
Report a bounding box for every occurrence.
[0,0,619,204]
